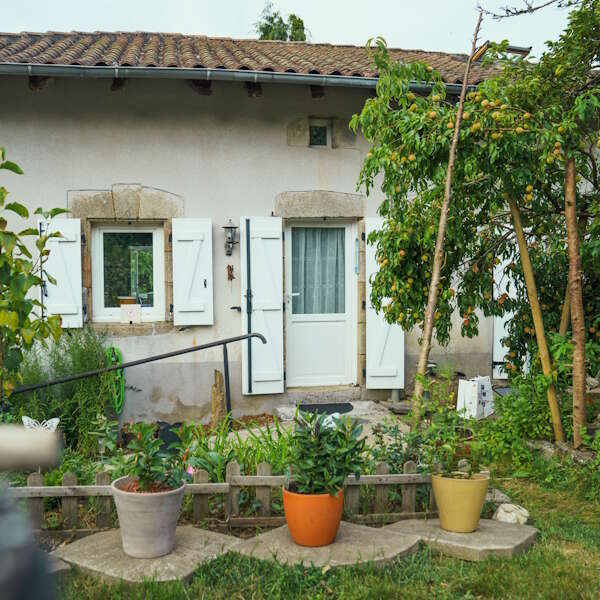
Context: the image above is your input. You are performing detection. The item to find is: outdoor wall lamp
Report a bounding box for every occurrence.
[222,219,238,256]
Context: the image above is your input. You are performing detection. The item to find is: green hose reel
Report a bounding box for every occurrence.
[106,346,125,415]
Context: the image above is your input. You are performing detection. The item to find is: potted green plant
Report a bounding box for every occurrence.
[423,423,489,534]
[283,411,366,547]
[110,422,187,558]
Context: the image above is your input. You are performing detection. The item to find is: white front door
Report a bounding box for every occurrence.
[285,222,357,386]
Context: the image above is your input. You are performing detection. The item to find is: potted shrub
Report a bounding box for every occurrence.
[424,425,489,534]
[110,422,187,558]
[283,411,366,547]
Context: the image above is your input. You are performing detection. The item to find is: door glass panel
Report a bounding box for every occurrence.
[291,227,345,314]
[103,232,154,308]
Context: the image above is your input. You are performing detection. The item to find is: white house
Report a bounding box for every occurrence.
[0,31,506,422]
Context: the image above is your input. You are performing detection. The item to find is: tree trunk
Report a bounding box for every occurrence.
[509,199,565,442]
[565,155,586,448]
[559,283,570,335]
[411,11,483,426]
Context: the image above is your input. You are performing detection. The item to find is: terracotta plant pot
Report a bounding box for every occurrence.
[111,476,185,558]
[282,487,344,547]
[432,473,489,533]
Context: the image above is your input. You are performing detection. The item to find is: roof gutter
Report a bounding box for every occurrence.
[0,62,475,94]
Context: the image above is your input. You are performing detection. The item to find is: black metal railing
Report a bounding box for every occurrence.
[12,333,267,428]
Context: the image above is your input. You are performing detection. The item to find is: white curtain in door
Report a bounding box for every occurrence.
[292,227,345,314]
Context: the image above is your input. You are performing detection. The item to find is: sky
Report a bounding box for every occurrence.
[1,1,572,58]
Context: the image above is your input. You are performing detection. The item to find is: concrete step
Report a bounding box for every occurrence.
[275,399,390,424]
[283,385,362,405]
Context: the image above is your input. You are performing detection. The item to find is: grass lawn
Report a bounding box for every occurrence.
[56,466,600,600]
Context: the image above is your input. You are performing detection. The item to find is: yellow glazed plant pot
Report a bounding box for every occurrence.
[432,473,489,533]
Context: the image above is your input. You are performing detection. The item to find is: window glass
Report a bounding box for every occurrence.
[292,227,345,314]
[309,125,328,146]
[103,232,154,307]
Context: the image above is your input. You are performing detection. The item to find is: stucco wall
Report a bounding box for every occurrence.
[0,75,493,421]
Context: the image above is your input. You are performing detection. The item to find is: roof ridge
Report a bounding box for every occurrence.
[0,30,475,57]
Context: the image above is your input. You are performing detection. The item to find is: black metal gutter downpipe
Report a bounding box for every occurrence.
[245,218,253,394]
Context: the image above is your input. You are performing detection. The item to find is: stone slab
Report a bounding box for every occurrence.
[46,554,71,577]
[51,525,236,583]
[486,487,511,504]
[274,190,365,218]
[386,518,538,562]
[233,521,420,568]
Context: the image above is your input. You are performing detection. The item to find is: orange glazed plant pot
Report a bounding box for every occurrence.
[282,487,344,547]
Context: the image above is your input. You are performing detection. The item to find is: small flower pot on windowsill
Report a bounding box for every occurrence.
[282,486,344,547]
[111,476,186,558]
[432,473,489,533]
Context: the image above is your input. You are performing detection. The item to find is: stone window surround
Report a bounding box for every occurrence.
[287,117,357,149]
[68,184,183,333]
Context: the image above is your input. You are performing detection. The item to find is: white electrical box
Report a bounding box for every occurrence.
[457,376,494,420]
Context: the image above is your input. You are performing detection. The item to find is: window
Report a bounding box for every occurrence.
[91,225,165,322]
[309,118,331,147]
[291,227,345,314]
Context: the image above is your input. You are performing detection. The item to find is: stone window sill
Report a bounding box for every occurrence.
[88,321,174,337]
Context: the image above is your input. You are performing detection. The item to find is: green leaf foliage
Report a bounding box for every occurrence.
[10,329,113,455]
[121,422,186,491]
[353,2,600,379]
[0,160,24,175]
[287,411,367,495]
[0,149,66,399]
[255,2,307,41]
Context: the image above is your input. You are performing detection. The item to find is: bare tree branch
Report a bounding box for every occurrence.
[411,10,484,424]
[478,0,577,20]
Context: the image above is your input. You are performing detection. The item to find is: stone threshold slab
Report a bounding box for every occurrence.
[386,518,538,562]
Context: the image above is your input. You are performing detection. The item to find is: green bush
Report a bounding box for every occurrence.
[287,411,367,495]
[8,328,112,455]
[476,372,572,465]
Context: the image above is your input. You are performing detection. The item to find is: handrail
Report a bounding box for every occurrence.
[12,332,266,397]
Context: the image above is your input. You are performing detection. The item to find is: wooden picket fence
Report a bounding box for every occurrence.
[8,460,436,531]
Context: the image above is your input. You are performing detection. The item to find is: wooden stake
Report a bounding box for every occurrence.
[509,199,564,442]
[565,155,586,448]
[374,462,390,513]
[61,472,78,529]
[412,10,483,424]
[210,369,226,428]
[27,472,44,529]
[193,469,209,522]
[95,472,112,528]
[256,462,272,516]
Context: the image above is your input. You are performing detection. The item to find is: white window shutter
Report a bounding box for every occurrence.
[240,216,284,395]
[365,217,404,389]
[44,218,83,328]
[172,218,213,326]
[492,258,516,379]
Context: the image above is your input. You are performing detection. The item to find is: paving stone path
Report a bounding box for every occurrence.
[51,518,539,583]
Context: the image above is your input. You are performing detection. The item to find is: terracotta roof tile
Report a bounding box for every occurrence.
[0,31,495,84]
